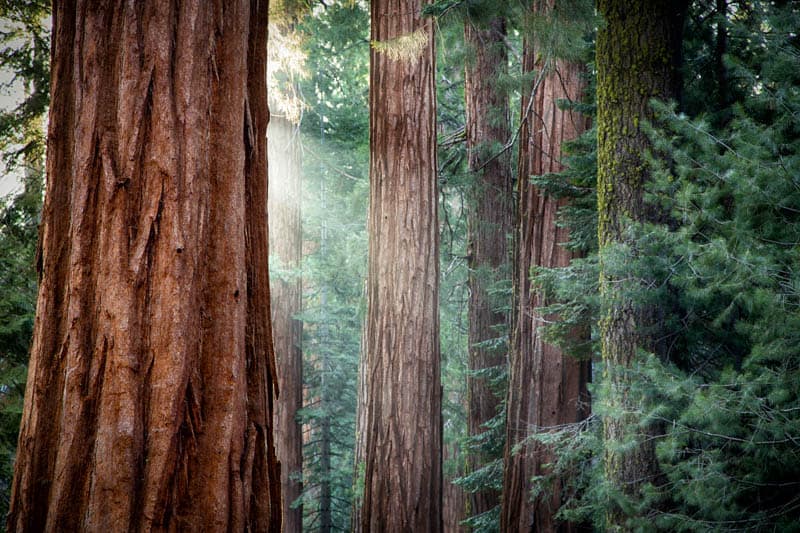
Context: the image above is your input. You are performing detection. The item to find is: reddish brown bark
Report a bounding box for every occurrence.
[360,1,442,530]
[269,115,304,533]
[463,15,512,521]
[501,31,591,533]
[8,2,280,531]
[443,441,468,533]
[352,322,368,532]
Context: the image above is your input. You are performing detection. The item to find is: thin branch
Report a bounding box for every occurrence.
[475,54,552,173]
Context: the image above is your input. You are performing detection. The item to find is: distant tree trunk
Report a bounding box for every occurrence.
[443,441,468,533]
[269,115,304,533]
[8,2,281,531]
[319,401,333,533]
[500,24,592,531]
[352,316,368,532]
[596,1,687,529]
[360,1,442,531]
[463,15,512,521]
[715,0,729,111]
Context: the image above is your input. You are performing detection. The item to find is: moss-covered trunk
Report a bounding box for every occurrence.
[8,1,280,531]
[596,0,687,529]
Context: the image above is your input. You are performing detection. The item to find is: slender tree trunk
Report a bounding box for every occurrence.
[352,313,368,532]
[443,441,468,533]
[320,402,333,533]
[500,20,591,531]
[360,1,442,530]
[463,15,512,521]
[269,115,304,533]
[8,2,280,531]
[596,1,687,529]
[715,0,729,111]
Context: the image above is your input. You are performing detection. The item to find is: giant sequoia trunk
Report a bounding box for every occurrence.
[596,0,686,529]
[8,2,281,531]
[360,1,442,530]
[501,31,591,533]
[463,15,512,521]
[268,115,303,533]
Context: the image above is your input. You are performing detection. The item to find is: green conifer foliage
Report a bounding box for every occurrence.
[0,173,40,517]
[0,0,49,518]
[293,2,370,530]
[639,5,800,526]
[532,2,800,529]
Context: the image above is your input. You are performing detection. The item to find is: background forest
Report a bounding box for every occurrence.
[1,0,799,531]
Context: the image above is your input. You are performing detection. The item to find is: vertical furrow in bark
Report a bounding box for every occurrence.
[8,1,280,531]
[138,2,204,527]
[501,12,591,529]
[49,3,123,528]
[245,2,281,527]
[187,2,250,528]
[11,2,73,528]
[361,1,442,531]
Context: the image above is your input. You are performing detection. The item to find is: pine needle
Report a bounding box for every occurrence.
[372,27,429,63]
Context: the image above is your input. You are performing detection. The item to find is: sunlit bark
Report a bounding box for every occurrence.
[360,1,442,530]
[8,2,280,530]
[269,115,303,533]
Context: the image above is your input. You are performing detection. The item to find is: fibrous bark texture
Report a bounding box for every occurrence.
[8,2,280,531]
[463,15,512,521]
[352,324,367,532]
[443,441,467,533]
[596,0,686,529]
[268,115,303,533]
[360,1,442,531]
[501,14,591,532]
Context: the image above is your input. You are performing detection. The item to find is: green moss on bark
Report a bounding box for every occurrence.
[595,0,687,530]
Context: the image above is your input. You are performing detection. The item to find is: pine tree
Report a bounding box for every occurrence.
[635,3,800,528]
[8,2,281,529]
[291,3,369,530]
[595,0,687,528]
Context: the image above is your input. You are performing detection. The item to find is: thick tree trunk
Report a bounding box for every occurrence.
[463,15,512,521]
[268,115,304,533]
[596,1,686,529]
[8,2,280,531]
[500,33,591,531]
[360,1,442,531]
